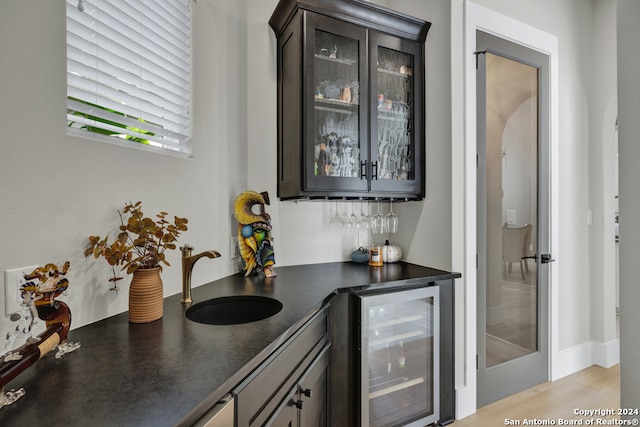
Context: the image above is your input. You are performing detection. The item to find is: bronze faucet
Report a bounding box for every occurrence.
[180,244,221,304]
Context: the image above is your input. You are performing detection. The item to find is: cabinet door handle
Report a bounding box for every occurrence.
[294,400,304,409]
[360,161,367,179]
[372,161,378,180]
[302,388,312,398]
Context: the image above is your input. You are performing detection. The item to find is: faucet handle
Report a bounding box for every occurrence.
[180,244,194,256]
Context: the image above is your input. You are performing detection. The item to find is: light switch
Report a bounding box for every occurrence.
[506,210,517,226]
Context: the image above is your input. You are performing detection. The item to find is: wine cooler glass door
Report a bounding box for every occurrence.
[359,286,439,427]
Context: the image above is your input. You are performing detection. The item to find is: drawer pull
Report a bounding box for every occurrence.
[294,400,304,409]
[302,388,312,398]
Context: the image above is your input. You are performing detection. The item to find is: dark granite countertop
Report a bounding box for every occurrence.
[0,261,459,426]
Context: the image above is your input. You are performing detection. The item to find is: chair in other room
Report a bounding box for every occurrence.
[502,223,531,280]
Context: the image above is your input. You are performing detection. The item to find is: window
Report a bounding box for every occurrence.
[66,0,193,156]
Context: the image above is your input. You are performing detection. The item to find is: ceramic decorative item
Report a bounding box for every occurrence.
[0,262,80,409]
[382,240,403,263]
[234,191,276,277]
[84,201,188,322]
[128,267,164,323]
[351,247,370,263]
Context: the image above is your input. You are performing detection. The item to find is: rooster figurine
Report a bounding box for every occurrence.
[234,190,276,277]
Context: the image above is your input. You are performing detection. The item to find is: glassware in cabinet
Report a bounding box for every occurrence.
[369,32,425,197]
[304,13,369,194]
[313,29,361,180]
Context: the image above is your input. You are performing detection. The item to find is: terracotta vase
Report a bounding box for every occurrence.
[128,267,163,323]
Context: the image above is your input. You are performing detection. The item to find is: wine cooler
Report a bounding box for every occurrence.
[357,286,440,427]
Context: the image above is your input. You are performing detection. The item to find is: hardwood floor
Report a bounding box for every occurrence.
[453,364,620,426]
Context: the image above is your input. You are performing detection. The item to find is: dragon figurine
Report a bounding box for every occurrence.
[233,191,276,277]
[0,262,80,409]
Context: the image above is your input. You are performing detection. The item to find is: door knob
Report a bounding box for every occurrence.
[521,254,555,263]
[541,254,555,263]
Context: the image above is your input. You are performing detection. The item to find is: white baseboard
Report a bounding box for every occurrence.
[455,384,477,420]
[552,339,620,380]
[592,338,620,368]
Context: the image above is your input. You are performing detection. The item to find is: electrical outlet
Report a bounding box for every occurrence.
[231,237,240,259]
[4,266,38,317]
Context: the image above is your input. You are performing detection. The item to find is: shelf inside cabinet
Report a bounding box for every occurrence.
[369,330,425,348]
[377,67,413,78]
[315,54,357,66]
[376,109,410,121]
[315,98,359,113]
[369,314,423,329]
[369,373,426,399]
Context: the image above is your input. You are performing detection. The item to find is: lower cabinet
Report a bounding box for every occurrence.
[233,306,330,427]
[266,343,330,427]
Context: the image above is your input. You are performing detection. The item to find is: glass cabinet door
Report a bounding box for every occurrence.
[369,32,424,196]
[304,13,368,193]
[358,287,439,427]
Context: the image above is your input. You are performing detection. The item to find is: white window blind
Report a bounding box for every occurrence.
[66,0,193,156]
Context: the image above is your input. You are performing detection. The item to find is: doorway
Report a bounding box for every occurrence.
[476,31,551,407]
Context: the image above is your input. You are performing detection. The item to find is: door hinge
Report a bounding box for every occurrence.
[474,50,487,69]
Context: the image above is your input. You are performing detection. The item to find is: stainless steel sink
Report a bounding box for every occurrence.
[185,295,283,325]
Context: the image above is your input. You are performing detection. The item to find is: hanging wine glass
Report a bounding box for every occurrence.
[371,200,385,234]
[330,200,339,226]
[338,200,349,227]
[385,198,399,234]
[359,200,370,230]
[348,201,358,228]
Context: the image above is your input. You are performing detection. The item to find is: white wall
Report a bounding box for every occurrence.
[589,0,619,350]
[0,1,454,331]
[384,0,453,270]
[0,0,250,330]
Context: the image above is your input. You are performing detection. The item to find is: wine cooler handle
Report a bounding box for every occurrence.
[360,161,367,179]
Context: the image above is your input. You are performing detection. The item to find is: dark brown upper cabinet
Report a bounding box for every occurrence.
[269,0,431,200]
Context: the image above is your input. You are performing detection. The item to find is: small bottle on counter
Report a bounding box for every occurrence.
[369,244,383,267]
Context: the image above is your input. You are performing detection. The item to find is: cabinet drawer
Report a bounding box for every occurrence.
[234,306,328,426]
